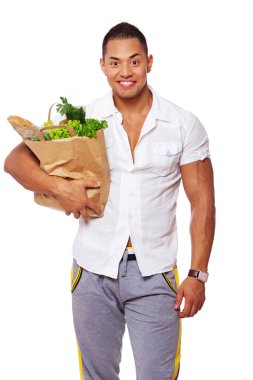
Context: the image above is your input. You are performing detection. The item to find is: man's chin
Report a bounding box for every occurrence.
[114,88,142,100]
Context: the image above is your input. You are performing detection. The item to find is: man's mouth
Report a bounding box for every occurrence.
[117,81,136,88]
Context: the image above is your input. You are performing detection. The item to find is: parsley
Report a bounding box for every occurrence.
[56,97,86,124]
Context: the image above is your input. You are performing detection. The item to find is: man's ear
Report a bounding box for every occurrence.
[100,58,106,75]
[147,54,153,73]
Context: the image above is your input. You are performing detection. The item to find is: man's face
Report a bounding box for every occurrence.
[100,38,153,100]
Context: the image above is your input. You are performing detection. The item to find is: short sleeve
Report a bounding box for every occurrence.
[180,116,210,166]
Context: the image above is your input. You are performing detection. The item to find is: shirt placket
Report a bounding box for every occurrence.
[114,111,135,169]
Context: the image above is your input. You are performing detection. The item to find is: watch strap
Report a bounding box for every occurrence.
[188,269,209,283]
[188,269,200,278]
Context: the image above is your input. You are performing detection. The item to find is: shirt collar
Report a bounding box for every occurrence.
[100,90,118,119]
[100,85,173,123]
[150,86,174,123]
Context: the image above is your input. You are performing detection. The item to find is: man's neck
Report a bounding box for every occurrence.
[113,85,153,118]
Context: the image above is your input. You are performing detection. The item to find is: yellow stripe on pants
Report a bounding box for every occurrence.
[172,266,181,380]
[77,342,84,380]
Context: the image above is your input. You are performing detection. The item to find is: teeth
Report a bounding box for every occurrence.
[119,82,135,87]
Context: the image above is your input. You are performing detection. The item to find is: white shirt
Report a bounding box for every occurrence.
[72,86,210,279]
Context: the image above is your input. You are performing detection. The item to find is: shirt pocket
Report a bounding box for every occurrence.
[151,142,182,176]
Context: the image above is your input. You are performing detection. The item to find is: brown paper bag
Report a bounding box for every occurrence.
[24,126,110,217]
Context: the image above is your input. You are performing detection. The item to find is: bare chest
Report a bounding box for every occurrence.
[122,116,147,163]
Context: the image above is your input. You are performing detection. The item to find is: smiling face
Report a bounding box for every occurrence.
[100,38,153,101]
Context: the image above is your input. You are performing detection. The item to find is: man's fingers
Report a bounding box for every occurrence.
[175,278,206,318]
[65,202,103,220]
[174,289,183,311]
[178,299,192,318]
[82,181,104,215]
[84,180,101,188]
[179,298,204,318]
[61,179,104,219]
[80,208,90,221]
[86,199,104,216]
[73,211,81,219]
[189,305,198,318]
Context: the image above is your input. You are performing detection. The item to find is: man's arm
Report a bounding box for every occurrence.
[4,142,103,219]
[174,158,215,318]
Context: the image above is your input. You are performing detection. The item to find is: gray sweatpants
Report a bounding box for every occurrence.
[71,248,181,380]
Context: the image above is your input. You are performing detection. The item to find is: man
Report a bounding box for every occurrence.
[5,22,215,380]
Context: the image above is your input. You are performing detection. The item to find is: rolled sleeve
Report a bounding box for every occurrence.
[180,116,210,165]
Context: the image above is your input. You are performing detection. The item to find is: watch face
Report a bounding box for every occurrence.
[198,271,209,282]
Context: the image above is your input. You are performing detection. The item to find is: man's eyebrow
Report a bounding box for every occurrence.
[129,53,142,59]
[108,53,142,60]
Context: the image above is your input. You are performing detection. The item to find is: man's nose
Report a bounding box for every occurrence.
[120,63,133,77]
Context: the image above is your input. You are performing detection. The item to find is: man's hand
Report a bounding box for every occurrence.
[174,277,205,318]
[4,142,104,221]
[54,178,103,220]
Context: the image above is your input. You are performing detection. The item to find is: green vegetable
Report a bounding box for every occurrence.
[30,97,108,141]
[41,119,108,140]
[30,135,40,141]
[56,97,86,124]
[43,128,71,140]
[43,120,53,127]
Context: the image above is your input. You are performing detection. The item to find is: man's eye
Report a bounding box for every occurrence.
[131,60,140,66]
[110,61,119,67]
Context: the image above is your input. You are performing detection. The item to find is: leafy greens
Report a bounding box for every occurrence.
[31,97,108,141]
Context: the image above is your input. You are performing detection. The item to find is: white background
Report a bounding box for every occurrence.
[0,0,252,379]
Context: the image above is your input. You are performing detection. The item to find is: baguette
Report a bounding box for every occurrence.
[7,115,40,139]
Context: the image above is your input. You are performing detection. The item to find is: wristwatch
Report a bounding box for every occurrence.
[188,269,209,283]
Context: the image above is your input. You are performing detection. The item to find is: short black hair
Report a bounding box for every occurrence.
[102,22,148,57]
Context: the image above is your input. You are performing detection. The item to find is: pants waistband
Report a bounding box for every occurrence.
[121,246,136,262]
[120,253,136,262]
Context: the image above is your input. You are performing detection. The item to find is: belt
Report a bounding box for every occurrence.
[120,253,136,262]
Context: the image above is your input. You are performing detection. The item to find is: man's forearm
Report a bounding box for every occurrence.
[4,142,103,219]
[180,159,215,272]
[189,197,215,271]
[4,142,62,196]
